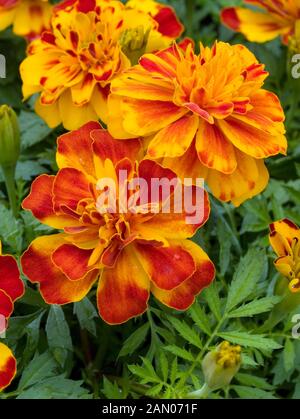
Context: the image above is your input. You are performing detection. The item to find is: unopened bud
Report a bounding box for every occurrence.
[202,341,241,391]
[0,105,20,168]
[120,26,151,65]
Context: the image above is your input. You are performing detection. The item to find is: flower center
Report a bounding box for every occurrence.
[216,341,241,369]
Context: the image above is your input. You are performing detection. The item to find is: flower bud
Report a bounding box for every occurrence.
[0,105,20,168]
[120,26,151,65]
[202,341,241,391]
[289,21,300,54]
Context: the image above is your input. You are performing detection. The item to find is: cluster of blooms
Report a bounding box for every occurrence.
[0,0,298,392]
[20,0,183,129]
[0,242,24,391]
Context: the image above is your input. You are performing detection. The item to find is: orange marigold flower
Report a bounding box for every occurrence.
[21,122,215,325]
[269,219,300,294]
[0,0,52,39]
[221,0,300,45]
[20,0,183,131]
[0,241,24,392]
[108,41,287,206]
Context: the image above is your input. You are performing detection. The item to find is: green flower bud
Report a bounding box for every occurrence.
[202,341,241,391]
[0,105,20,168]
[120,26,151,65]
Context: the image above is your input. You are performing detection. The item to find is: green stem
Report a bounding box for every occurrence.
[187,383,211,399]
[185,0,195,38]
[179,316,225,388]
[2,164,18,218]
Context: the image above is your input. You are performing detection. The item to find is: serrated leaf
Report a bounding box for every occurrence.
[231,385,276,399]
[170,358,178,384]
[218,331,282,351]
[146,383,163,397]
[236,373,274,390]
[74,298,98,337]
[158,351,168,382]
[283,339,295,373]
[18,351,58,391]
[228,296,282,318]
[189,304,212,336]
[164,345,194,362]
[118,323,149,358]
[168,317,202,348]
[102,377,123,399]
[46,305,73,367]
[17,376,91,399]
[20,111,52,150]
[226,248,267,312]
[202,282,222,321]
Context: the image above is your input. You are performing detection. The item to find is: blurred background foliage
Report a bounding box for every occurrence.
[0,0,300,399]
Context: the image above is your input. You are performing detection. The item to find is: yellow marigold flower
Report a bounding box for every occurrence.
[0,0,52,39]
[221,0,300,45]
[20,0,183,130]
[108,41,287,206]
[269,219,300,294]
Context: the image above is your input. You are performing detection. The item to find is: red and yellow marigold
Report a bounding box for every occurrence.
[107,41,287,206]
[221,0,300,45]
[20,0,183,130]
[0,0,52,39]
[21,122,215,325]
[269,219,300,294]
[0,241,24,391]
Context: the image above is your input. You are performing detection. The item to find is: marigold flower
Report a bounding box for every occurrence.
[221,0,300,45]
[0,0,52,39]
[21,122,215,325]
[269,219,300,294]
[0,241,24,332]
[20,0,183,130]
[0,241,24,392]
[0,343,17,392]
[108,41,287,206]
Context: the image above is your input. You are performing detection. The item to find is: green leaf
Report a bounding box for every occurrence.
[0,203,23,254]
[236,373,274,390]
[231,385,276,399]
[218,331,282,351]
[118,323,150,358]
[46,305,73,367]
[20,111,52,150]
[146,383,164,397]
[129,358,161,384]
[164,345,194,362]
[170,357,178,385]
[17,376,91,399]
[228,296,282,318]
[168,316,202,348]
[283,339,295,373]
[18,351,58,391]
[202,282,222,321]
[158,351,168,382]
[102,377,123,399]
[73,297,98,337]
[225,248,267,312]
[189,304,212,336]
